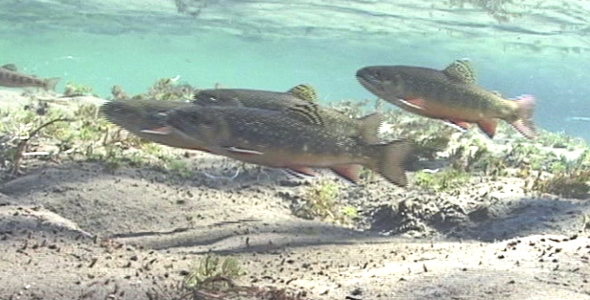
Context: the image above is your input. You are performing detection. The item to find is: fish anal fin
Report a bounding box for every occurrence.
[477,119,498,138]
[330,164,362,184]
[446,118,472,130]
[288,84,318,102]
[224,146,264,156]
[358,112,383,144]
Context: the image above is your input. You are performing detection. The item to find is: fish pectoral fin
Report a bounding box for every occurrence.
[399,98,427,110]
[140,126,173,135]
[330,164,362,184]
[223,146,264,155]
[476,119,498,138]
[288,84,318,102]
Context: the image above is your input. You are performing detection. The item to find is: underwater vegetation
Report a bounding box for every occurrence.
[292,179,358,225]
[532,169,590,199]
[64,81,95,97]
[0,89,202,183]
[110,77,197,102]
[145,254,304,300]
[145,77,196,101]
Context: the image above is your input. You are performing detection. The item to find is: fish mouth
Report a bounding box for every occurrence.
[355,71,383,94]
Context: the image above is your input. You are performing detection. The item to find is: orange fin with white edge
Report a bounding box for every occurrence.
[400,98,427,110]
[224,146,264,156]
[446,118,472,131]
[141,126,173,135]
[510,94,536,139]
[477,119,498,138]
[285,167,317,177]
[330,164,362,184]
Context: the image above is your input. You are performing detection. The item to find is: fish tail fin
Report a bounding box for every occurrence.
[44,77,61,91]
[358,112,383,144]
[511,94,536,139]
[369,139,413,187]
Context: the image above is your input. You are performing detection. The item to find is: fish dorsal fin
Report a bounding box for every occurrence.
[287,102,324,126]
[288,84,318,102]
[358,112,383,144]
[1,64,17,71]
[442,59,476,84]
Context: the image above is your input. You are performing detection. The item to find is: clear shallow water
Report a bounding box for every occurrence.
[1,0,589,141]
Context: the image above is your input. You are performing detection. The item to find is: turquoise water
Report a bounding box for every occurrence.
[1,0,589,141]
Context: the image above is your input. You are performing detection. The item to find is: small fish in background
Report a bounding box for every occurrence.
[194,84,384,144]
[154,104,412,186]
[356,59,537,139]
[99,99,212,153]
[0,64,60,91]
[565,116,590,122]
[193,84,318,109]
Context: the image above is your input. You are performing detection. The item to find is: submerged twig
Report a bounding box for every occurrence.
[10,117,74,176]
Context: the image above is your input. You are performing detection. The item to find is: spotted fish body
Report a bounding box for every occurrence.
[356,59,536,139]
[0,64,60,91]
[194,84,383,144]
[159,104,412,186]
[99,99,211,152]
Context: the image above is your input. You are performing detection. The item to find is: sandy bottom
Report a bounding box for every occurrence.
[0,90,589,299]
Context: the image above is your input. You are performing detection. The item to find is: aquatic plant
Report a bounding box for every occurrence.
[0,95,184,182]
[293,179,355,224]
[532,169,590,199]
[63,82,95,97]
[147,77,196,101]
[414,169,470,192]
[110,85,129,100]
[183,255,244,290]
[149,254,303,300]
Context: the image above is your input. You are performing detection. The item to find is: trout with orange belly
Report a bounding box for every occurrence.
[356,59,536,139]
[153,104,412,186]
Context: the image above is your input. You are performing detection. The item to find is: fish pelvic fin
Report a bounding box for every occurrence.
[358,112,383,144]
[330,164,362,184]
[288,84,318,102]
[44,77,60,91]
[369,139,413,187]
[285,167,317,178]
[476,119,498,139]
[511,94,537,139]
